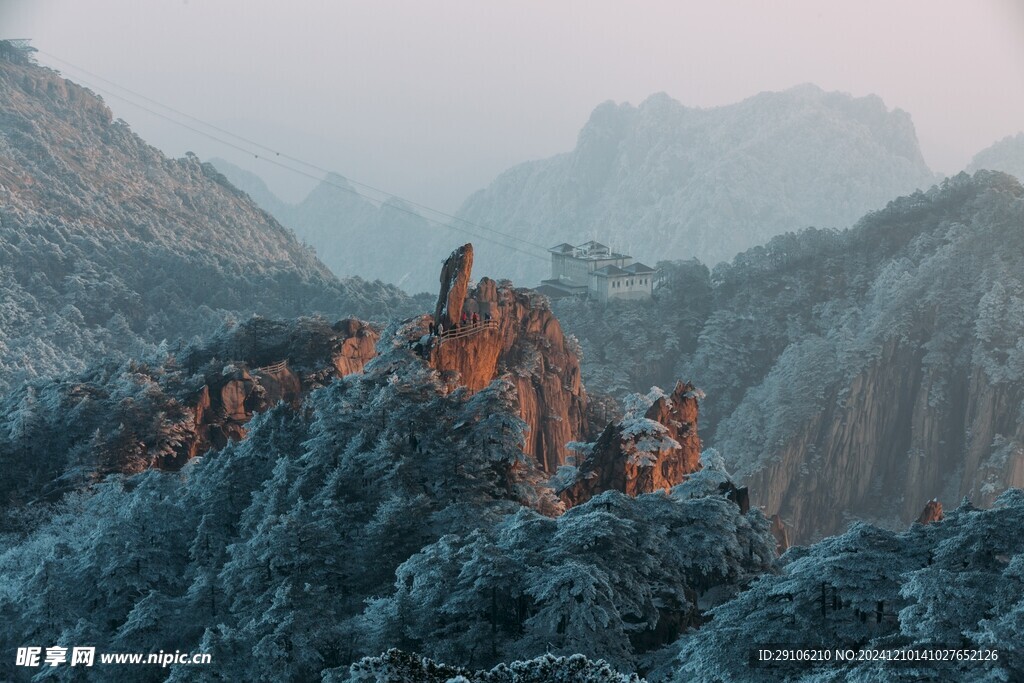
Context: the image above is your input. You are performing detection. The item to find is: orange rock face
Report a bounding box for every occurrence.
[430,278,588,472]
[427,246,588,473]
[770,514,791,553]
[434,243,474,328]
[174,318,379,467]
[916,499,944,525]
[560,381,704,506]
[331,319,380,376]
[644,381,703,480]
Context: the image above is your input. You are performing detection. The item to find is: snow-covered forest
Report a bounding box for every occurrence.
[0,327,775,680]
[674,491,1024,682]
[557,171,1024,543]
[0,58,419,394]
[2,29,1024,683]
[2,306,1023,681]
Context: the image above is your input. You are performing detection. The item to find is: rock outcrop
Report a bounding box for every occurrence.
[330,319,380,376]
[183,363,303,462]
[174,318,379,467]
[916,499,944,525]
[770,514,791,553]
[559,381,703,506]
[434,244,474,328]
[426,245,588,472]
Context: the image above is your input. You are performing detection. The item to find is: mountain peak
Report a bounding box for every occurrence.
[322,170,354,189]
[968,131,1024,181]
[456,85,935,285]
[783,82,826,95]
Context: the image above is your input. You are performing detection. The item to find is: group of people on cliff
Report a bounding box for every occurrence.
[412,311,493,360]
[428,310,491,338]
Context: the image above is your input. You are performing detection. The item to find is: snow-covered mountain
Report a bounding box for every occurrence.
[969,132,1024,180]
[699,172,1024,542]
[558,171,1024,543]
[456,85,937,285]
[210,158,449,294]
[0,57,412,392]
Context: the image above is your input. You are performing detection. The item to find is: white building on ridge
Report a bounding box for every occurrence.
[536,241,657,303]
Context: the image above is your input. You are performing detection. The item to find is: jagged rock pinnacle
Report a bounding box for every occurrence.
[434,243,474,328]
[916,499,944,525]
[560,380,703,506]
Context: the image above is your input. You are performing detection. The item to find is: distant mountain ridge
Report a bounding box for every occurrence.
[210,158,446,294]
[213,85,938,293]
[456,84,938,284]
[969,132,1024,181]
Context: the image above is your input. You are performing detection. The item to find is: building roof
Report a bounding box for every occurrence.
[591,264,629,277]
[557,242,628,261]
[624,262,657,274]
[540,277,589,291]
[549,239,632,261]
[534,284,575,299]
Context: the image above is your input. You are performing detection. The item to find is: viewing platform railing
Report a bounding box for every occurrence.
[255,359,290,374]
[436,319,498,344]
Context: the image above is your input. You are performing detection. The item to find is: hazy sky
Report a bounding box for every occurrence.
[3,0,1023,210]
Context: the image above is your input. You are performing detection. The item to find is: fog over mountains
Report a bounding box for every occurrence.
[968,133,1024,182]
[209,158,436,293]
[217,84,940,292]
[457,85,938,285]
[5,40,1024,682]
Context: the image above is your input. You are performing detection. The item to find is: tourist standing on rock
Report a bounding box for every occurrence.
[437,322,444,337]
[472,312,479,325]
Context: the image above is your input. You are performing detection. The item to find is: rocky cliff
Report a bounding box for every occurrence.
[702,172,1024,543]
[174,318,380,467]
[426,245,588,472]
[560,381,703,506]
[737,339,1024,542]
[0,315,381,506]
